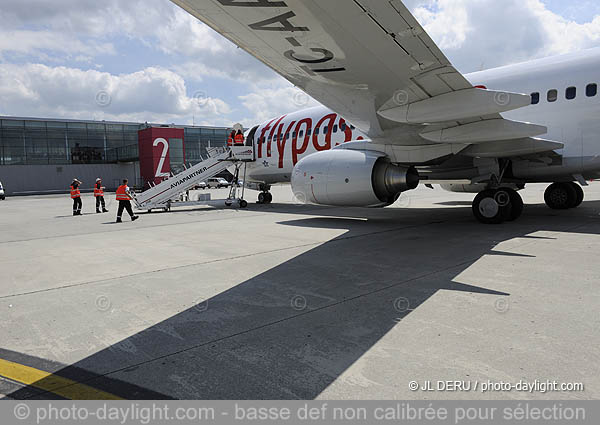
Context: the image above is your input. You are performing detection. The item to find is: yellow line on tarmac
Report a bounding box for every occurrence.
[0,358,122,400]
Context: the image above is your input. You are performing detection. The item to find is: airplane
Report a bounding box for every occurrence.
[171,0,600,224]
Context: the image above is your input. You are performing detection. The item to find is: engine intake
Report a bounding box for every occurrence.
[291,149,419,207]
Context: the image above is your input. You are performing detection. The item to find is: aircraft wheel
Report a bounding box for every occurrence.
[569,182,584,208]
[239,200,248,208]
[502,188,524,221]
[258,192,272,204]
[544,183,576,210]
[472,189,512,224]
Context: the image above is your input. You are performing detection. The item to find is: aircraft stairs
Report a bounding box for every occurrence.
[132,146,254,212]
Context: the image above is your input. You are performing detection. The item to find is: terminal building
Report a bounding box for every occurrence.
[0,116,231,196]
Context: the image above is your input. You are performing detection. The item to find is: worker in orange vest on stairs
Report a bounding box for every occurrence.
[234,129,245,145]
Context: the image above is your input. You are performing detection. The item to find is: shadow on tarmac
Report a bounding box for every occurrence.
[6,199,600,399]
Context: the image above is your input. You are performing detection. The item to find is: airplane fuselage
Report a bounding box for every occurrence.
[240,49,600,185]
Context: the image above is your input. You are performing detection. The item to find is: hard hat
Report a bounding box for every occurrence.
[96,178,101,182]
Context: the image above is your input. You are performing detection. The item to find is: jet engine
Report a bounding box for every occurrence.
[291,149,419,207]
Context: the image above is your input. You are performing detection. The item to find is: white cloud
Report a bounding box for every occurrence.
[0,30,115,59]
[0,64,231,123]
[238,84,319,124]
[1,0,600,126]
[412,0,600,72]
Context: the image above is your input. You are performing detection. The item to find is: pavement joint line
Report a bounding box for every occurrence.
[0,220,440,300]
[0,358,123,400]
[13,219,596,400]
[0,205,337,245]
[19,244,496,400]
[2,215,591,301]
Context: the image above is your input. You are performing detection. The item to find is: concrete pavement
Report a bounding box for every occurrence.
[0,184,599,399]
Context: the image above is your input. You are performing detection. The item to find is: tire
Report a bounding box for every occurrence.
[544,183,576,210]
[239,200,248,208]
[569,182,584,208]
[258,192,266,204]
[265,192,273,204]
[473,189,511,224]
[502,188,524,221]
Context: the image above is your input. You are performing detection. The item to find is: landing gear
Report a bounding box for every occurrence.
[506,188,524,221]
[570,182,584,208]
[257,192,272,204]
[257,184,273,204]
[544,182,584,210]
[472,188,524,224]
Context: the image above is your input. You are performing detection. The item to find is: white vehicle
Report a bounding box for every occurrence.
[173,0,600,224]
[0,181,5,200]
[207,177,230,189]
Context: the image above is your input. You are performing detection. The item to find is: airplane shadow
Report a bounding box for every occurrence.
[7,199,600,399]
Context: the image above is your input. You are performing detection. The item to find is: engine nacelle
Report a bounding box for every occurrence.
[291,149,419,207]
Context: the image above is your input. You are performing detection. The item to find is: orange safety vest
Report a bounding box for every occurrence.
[116,185,130,201]
[70,185,80,199]
[94,183,104,197]
[234,134,244,145]
[227,135,234,146]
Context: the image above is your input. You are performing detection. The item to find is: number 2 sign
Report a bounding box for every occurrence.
[153,138,170,178]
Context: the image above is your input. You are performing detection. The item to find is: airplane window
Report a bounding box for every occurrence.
[566,86,576,100]
[299,130,304,138]
[547,89,558,102]
[315,127,320,135]
[307,128,312,136]
[293,131,297,138]
[350,125,356,130]
[323,126,328,134]
[586,83,597,97]
[340,123,347,131]
[333,125,338,133]
[531,92,540,105]
[285,133,289,140]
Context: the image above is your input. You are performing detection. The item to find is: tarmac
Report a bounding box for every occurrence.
[0,183,599,400]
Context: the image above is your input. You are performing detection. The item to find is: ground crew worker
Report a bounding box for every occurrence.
[115,179,139,223]
[227,130,235,146]
[70,178,82,216]
[94,178,109,213]
[234,129,244,145]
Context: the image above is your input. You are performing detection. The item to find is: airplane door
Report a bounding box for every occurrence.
[245,126,259,161]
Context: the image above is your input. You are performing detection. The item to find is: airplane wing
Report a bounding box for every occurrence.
[171,0,561,154]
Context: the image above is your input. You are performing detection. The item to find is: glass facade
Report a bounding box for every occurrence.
[184,127,230,163]
[0,117,229,166]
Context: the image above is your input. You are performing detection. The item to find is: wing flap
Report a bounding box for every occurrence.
[461,138,564,158]
[378,89,531,124]
[420,119,547,143]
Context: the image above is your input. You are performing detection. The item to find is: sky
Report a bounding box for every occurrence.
[0,0,599,127]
